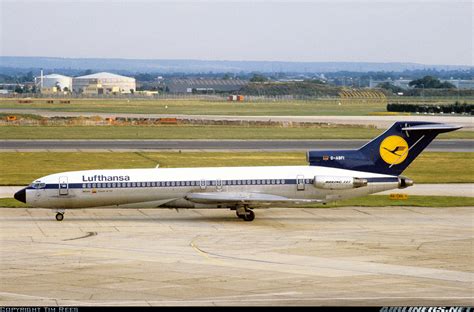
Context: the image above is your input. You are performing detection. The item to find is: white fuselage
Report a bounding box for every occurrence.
[24,165,401,209]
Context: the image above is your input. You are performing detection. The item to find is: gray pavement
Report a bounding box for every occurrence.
[0,108,472,129]
[1,139,472,152]
[0,206,472,306]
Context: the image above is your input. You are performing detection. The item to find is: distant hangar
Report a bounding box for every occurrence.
[72,72,136,95]
[165,79,248,93]
[35,72,136,95]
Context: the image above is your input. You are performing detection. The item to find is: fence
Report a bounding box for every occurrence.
[1,93,473,103]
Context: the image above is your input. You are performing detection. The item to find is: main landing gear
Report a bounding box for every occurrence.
[55,209,65,221]
[236,206,255,222]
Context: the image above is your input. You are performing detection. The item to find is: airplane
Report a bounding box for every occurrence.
[14,121,461,222]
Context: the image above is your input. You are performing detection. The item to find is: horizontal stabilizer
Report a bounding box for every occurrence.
[401,123,462,132]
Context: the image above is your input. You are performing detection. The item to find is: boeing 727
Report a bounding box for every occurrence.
[14,121,461,221]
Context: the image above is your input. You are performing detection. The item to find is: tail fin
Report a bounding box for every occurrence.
[307,121,462,175]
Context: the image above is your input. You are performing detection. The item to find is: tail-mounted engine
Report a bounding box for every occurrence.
[398,176,414,189]
[313,176,368,190]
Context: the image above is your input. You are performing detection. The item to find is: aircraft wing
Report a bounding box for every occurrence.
[184,192,325,206]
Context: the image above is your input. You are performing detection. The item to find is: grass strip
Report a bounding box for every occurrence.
[0,152,472,185]
[0,125,471,140]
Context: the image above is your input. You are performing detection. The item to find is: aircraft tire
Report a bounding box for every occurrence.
[55,213,64,221]
[243,210,255,222]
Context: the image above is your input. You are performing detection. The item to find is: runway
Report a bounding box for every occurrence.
[0,207,472,306]
[1,139,472,152]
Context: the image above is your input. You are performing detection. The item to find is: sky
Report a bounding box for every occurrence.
[0,0,472,65]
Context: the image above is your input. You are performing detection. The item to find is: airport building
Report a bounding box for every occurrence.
[72,72,136,95]
[35,74,72,94]
[165,79,248,93]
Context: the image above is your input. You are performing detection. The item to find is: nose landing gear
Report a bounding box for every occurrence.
[55,209,65,221]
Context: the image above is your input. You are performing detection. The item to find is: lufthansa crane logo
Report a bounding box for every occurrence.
[379,135,409,165]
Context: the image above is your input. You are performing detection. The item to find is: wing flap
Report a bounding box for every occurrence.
[185,192,324,206]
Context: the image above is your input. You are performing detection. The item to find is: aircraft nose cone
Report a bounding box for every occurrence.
[14,188,26,203]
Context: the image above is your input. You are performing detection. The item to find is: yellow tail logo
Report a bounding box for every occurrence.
[379,136,409,165]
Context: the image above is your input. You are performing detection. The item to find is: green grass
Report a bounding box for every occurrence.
[387,96,474,105]
[1,195,472,209]
[312,195,474,208]
[0,125,472,140]
[0,152,472,185]
[0,198,29,208]
[2,97,472,116]
[0,98,389,116]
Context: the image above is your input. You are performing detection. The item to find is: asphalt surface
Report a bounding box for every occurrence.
[1,206,472,306]
[1,139,473,152]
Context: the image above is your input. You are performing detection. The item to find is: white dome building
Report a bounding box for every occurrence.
[35,74,72,92]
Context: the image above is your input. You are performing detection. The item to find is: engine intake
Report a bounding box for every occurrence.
[314,176,368,190]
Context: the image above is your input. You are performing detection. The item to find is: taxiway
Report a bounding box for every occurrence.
[0,206,472,306]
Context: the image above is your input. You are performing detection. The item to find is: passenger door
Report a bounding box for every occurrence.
[59,176,69,196]
[296,175,305,191]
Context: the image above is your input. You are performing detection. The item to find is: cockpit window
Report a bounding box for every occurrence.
[31,182,46,189]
